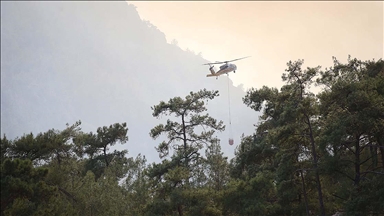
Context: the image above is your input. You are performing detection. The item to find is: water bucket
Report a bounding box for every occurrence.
[229,138,234,145]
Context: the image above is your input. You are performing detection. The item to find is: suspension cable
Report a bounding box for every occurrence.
[227,77,233,140]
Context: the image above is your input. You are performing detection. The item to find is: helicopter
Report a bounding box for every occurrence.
[203,56,250,79]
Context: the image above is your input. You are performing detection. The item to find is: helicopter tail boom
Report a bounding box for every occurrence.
[209,65,216,75]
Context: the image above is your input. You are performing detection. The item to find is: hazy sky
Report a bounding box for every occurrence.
[129,1,383,90]
[1,1,382,162]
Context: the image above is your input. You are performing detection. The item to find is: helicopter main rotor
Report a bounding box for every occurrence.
[203,56,250,65]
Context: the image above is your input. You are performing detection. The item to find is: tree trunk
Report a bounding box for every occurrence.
[300,169,310,216]
[104,146,109,167]
[178,204,183,216]
[56,151,61,167]
[377,135,384,170]
[369,145,377,168]
[307,115,326,216]
[354,135,361,186]
[181,114,187,167]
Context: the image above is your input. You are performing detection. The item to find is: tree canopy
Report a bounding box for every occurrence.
[1,56,383,216]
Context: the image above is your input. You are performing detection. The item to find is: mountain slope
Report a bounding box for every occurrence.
[1,1,260,161]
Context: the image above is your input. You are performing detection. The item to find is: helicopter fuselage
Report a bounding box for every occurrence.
[207,63,237,77]
[204,56,249,79]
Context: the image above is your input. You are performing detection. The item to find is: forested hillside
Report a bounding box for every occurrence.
[1,57,383,215]
[1,1,258,161]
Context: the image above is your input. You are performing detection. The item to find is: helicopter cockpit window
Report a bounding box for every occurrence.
[220,64,228,70]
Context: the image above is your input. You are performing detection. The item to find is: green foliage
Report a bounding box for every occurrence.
[147,89,225,215]
[243,59,327,215]
[71,170,128,216]
[150,89,225,160]
[0,136,11,163]
[1,57,382,216]
[74,122,129,179]
[223,173,278,216]
[1,121,133,216]
[8,121,82,165]
[1,158,58,216]
[236,56,384,215]
[316,56,384,214]
[204,141,230,191]
[123,154,150,215]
